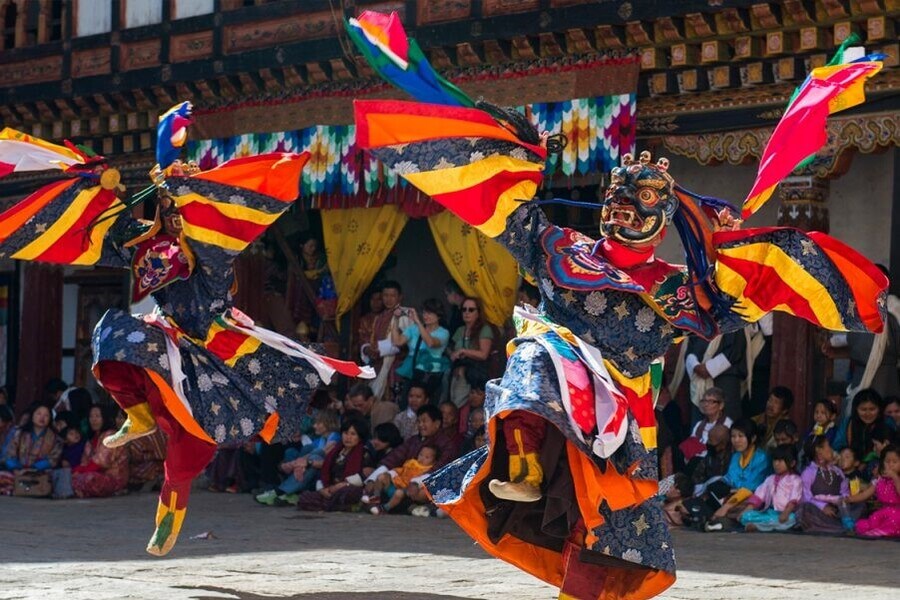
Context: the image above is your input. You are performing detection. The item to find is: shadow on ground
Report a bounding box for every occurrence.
[2,491,899,590]
[181,588,482,600]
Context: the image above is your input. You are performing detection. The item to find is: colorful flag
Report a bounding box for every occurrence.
[0,128,84,178]
[347,11,474,107]
[742,57,882,218]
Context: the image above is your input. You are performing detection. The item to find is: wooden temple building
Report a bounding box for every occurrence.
[0,0,898,427]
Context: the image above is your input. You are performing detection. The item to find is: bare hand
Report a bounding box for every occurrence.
[822,505,837,518]
[778,510,791,523]
[319,486,333,498]
[693,364,711,378]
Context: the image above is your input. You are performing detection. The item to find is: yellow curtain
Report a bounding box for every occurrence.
[322,205,409,324]
[428,210,517,326]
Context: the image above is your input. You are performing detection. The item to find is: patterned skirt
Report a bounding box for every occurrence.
[424,340,675,599]
[92,308,327,445]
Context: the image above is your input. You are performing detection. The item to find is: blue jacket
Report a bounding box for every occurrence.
[724,446,771,491]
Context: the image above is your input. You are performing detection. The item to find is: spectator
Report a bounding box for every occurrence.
[836,388,889,469]
[772,420,800,456]
[706,419,771,530]
[392,298,451,404]
[844,444,900,538]
[680,387,732,475]
[448,297,494,406]
[357,290,384,362]
[804,398,838,448]
[126,428,166,492]
[364,405,457,499]
[394,383,429,440]
[443,279,465,337]
[668,424,731,528]
[458,382,486,436]
[0,405,15,457]
[517,281,540,309]
[685,330,748,421]
[53,387,93,436]
[438,401,463,447]
[796,436,855,534]
[753,386,794,450]
[837,446,870,497]
[884,396,900,432]
[0,405,62,495]
[256,409,341,505]
[369,422,403,464]
[361,280,409,402]
[737,444,803,532]
[59,426,86,469]
[347,383,398,430]
[690,423,733,487]
[295,418,375,512]
[460,413,486,455]
[72,405,129,498]
[366,445,439,515]
[206,442,244,494]
[43,378,68,411]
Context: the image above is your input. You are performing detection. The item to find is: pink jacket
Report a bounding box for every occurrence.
[747,473,803,511]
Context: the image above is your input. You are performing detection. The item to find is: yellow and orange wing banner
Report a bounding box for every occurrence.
[355,100,546,237]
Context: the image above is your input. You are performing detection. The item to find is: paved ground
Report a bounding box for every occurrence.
[1,491,897,600]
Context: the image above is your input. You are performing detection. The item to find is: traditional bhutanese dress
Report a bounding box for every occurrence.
[354,99,887,599]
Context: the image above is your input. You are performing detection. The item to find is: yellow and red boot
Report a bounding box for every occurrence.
[103,401,157,448]
[146,482,188,556]
[489,427,543,502]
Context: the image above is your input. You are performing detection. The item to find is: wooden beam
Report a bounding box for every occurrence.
[305,62,329,84]
[429,48,455,70]
[193,79,217,101]
[457,42,485,65]
[684,12,715,38]
[818,0,850,19]
[258,68,283,93]
[282,65,305,88]
[782,0,815,26]
[54,98,78,120]
[483,39,510,63]
[654,17,685,42]
[92,93,116,114]
[595,24,626,49]
[715,8,750,34]
[237,72,260,95]
[131,89,156,111]
[625,21,653,46]
[564,28,594,54]
[329,57,354,80]
[538,32,565,58]
[749,3,783,29]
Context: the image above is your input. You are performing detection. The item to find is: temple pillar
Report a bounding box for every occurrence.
[15,263,63,412]
[769,175,830,429]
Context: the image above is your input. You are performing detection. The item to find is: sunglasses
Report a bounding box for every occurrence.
[462,306,478,312]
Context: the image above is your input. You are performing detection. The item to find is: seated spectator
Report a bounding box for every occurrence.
[517,281,541,309]
[296,418,375,513]
[680,387,732,477]
[737,444,803,532]
[458,383,486,436]
[0,405,15,458]
[393,383,429,440]
[0,404,62,495]
[773,420,801,458]
[392,299,451,404]
[837,388,889,474]
[364,405,458,509]
[804,399,838,449]
[844,444,900,538]
[885,396,900,432]
[366,445,439,515]
[347,383,398,430]
[369,422,404,464]
[460,419,486,455]
[206,442,245,494]
[753,386,794,450]
[59,426,85,468]
[705,419,771,530]
[126,428,166,492]
[666,424,731,527]
[659,473,695,526]
[438,401,464,448]
[448,297,494,406]
[837,446,870,497]
[256,409,341,505]
[53,411,79,436]
[72,405,129,498]
[690,424,733,488]
[796,436,857,533]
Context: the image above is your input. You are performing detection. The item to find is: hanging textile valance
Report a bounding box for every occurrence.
[187,94,635,208]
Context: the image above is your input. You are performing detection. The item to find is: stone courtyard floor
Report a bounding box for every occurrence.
[1,491,897,600]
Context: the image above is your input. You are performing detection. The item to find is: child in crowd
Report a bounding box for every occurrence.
[366,445,439,515]
[393,383,429,440]
[753,386,794,450]
[773,420,800,451]
[458,383,486,436]
[59,426,86,468]
[460,412,487,455]
[706,419,771,530]
[738,444,803,532]
[256,409,341,506]
[844,445,900,538]
[837,446,869,497]
[796,436,854,533]
[806,399,838,446]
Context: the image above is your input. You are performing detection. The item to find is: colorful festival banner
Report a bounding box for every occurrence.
[187,95,635,209]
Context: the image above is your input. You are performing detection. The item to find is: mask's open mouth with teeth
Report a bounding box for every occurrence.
[601,205,658,235]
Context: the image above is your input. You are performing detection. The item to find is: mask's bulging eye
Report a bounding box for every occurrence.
[637,187,659,206]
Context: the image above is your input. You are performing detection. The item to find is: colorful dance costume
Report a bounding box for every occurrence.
[0,104,372,555]
[349,12,887,599]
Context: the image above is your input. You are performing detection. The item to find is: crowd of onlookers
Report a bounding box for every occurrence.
[656,383,900,538]
[0,380,165,499]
